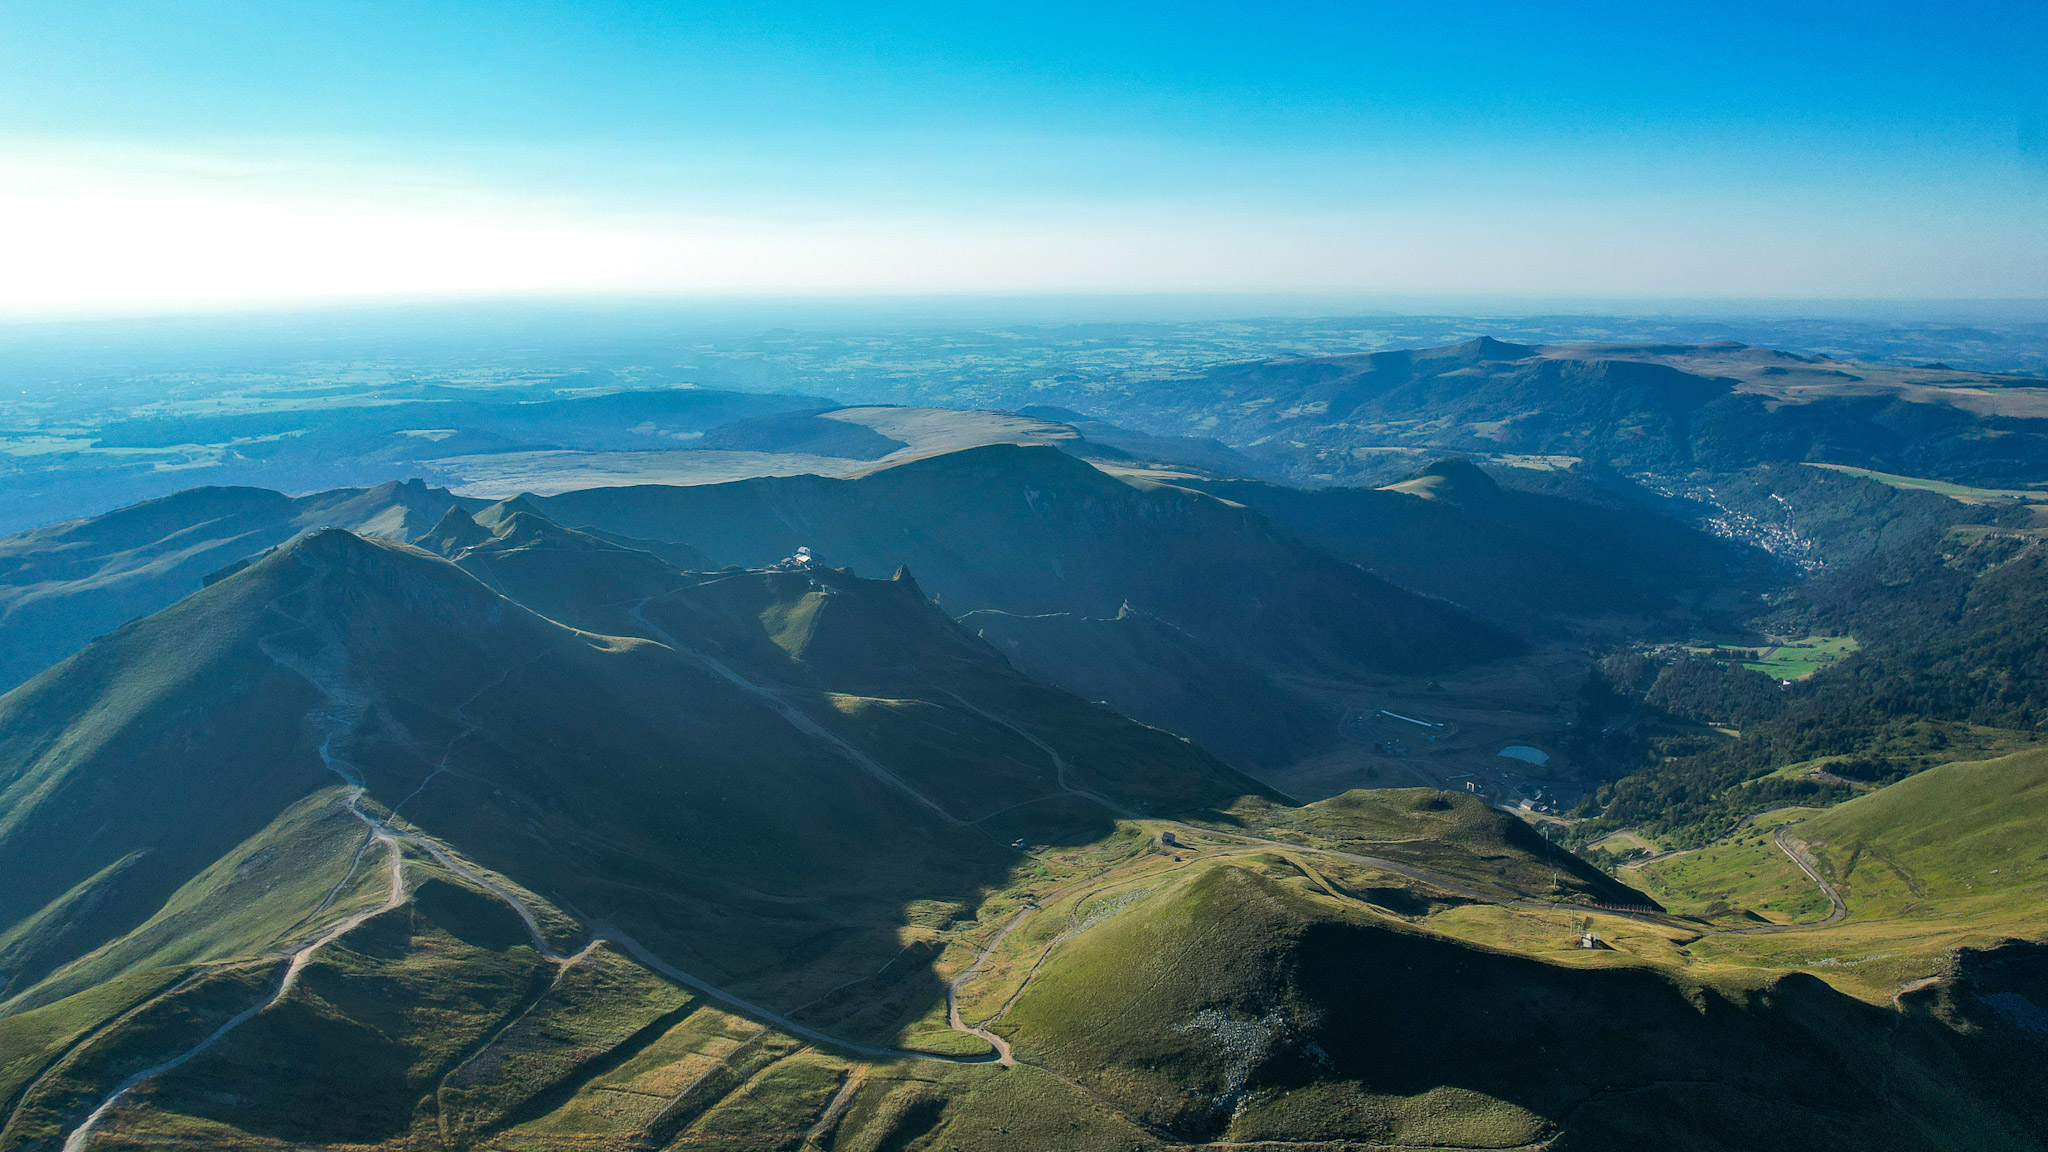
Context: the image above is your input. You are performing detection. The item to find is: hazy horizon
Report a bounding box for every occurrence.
[3,1,2043,310]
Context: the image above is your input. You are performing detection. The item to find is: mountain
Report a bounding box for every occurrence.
[963,605,1334,771]
[1120,338,2048,487]
[691,409,908,459]
[1,507,2042,1150]
[535,442,1520,678]
[1185,459,1775,635]
[431,502,692,614]
[0,520,1283,1145]
[0,442,1518,721]
[1375,456,1505,505]
[1012,404,1277,479]
[0,523,1270,1004]
[0,479,461,693]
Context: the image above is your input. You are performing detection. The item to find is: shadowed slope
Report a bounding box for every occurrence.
[0,479,462,693]
[537,442,1519,677]
[1187,461,1773,634]
[963,606,1334,771]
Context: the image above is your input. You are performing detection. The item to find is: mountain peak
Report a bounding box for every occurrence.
[1406,336,1539,366]
[420,505,493,555]
[269,527,500,614]
[1460,335,1539,360]
[1379,458,1503,506]
[287,524,388,562]
[474,496,547,531]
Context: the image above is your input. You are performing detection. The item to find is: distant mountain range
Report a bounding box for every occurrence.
[1184,458,1777,636]
[5,337,2048,1150]
[1065,337,2048,487]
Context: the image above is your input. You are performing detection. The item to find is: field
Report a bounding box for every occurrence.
[1804,463,2048,505]
[1586,830,1657,862]
[1642,748,2048,1001]
[1741,635,1859,681]
[1628,809,1829,925]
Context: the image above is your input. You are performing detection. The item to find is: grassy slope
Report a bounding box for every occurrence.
[0,480,460,694]
[1806,463,2048,505]
[0,555,333,1001]
[6,513,2045,1150]
[996,858,2041,1152]
[0,967,188,1120]
[1632,810,1831,926]
[119,874,555,1149]
[1804,746,2048,914]
[3,789,385,1014]
[1644,749,2048,1007]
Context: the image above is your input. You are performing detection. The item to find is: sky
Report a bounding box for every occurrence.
[0,0,2044,312]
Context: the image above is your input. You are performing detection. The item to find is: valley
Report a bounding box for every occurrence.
[5,0,2048,1129]
[1,334,2045,1150]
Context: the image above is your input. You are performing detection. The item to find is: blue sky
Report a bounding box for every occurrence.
[0,0,2043,310]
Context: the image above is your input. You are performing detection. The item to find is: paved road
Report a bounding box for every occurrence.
[1717,825,1848,936]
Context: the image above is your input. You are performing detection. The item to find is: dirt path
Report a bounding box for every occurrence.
[58,590,605,1152]
[1776,826,1848,926]
[61,732,408,1152]
[601,928,1005,1065]
[800,1069,865,1150]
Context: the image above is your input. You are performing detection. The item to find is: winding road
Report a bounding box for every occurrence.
[1715,825,1849,936]
[54,574,1866,1150]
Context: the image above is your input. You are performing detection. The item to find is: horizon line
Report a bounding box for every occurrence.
[5,289,2048,330]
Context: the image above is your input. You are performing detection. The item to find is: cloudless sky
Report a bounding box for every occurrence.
[1,0,2043,311]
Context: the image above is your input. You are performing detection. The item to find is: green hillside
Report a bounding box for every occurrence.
[3,472,2046,1149]
[1629,748,2048,1030]
[0,479,461,693]
[992,860,2038,1151]
[1804,747,2048,934]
